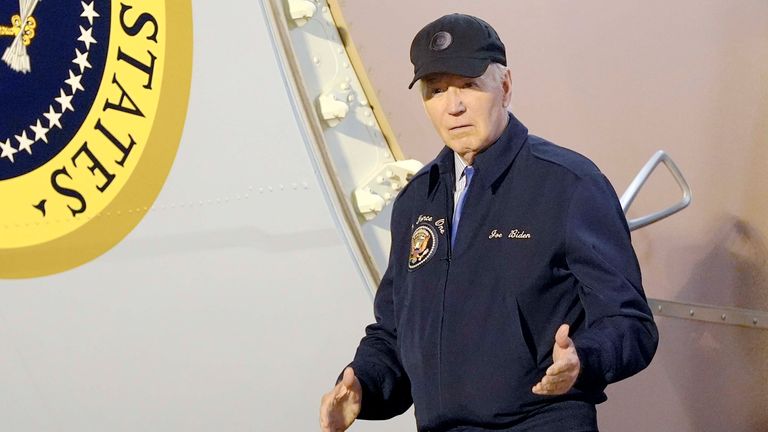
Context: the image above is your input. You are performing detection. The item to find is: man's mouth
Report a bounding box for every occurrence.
[449,124,473,132]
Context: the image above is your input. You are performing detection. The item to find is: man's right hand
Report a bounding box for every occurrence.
[320,367,362,432]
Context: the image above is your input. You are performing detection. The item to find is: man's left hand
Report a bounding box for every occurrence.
[532,324,580,396]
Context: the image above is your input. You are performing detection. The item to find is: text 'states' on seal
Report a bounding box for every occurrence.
[0,0,193,278]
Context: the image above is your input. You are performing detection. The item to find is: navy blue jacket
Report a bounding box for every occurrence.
[349,114,658,431]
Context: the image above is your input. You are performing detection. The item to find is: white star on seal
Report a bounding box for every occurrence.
[55,89,75,112]
[44,105,63,129]
[30,119,49,143]
[78,25,97,50]
[80,1,100,25]
[15,131,34,154]
[72,48,92,73]
[65,70,84,94]
[0,139,18,163]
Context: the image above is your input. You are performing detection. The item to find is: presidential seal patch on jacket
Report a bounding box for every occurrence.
[0,0,192,277]
[409,224,438,270]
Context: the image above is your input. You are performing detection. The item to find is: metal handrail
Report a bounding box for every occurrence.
[620,150,692,231]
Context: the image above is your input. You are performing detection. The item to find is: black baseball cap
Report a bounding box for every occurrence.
[408,14,506,89]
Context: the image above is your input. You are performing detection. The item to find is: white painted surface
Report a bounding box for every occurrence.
[0,1,415,430]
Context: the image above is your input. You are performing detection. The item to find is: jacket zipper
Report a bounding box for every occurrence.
[437,176,454,414]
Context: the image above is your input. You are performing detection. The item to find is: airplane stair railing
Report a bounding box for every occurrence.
[621,150,692,231]
[621,151,766,330]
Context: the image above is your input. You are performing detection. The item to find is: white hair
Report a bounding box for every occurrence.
[484,62,509,85]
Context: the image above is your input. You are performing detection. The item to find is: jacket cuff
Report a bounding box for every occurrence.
[337,362,385,420]
[573,333,612,392]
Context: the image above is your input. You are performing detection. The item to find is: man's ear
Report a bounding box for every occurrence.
[501,69,512,108]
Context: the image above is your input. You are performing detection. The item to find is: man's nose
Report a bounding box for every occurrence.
[446,88,465,115]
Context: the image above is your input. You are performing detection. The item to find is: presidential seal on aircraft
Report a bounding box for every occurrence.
[0,0,192,277]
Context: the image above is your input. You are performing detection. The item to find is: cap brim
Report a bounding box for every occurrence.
[408,57,491,89]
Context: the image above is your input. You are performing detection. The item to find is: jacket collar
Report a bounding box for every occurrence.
[429,112,528,195]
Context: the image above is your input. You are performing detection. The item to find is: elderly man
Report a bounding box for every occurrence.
[320,13,658,432]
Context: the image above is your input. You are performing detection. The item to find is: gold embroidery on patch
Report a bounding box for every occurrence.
[409,225,438,270]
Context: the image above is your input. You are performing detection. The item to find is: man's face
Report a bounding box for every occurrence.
[421,65,511,164]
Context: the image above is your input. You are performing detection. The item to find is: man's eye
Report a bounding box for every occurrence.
[463,81,477,88]
[430,87,446,95]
